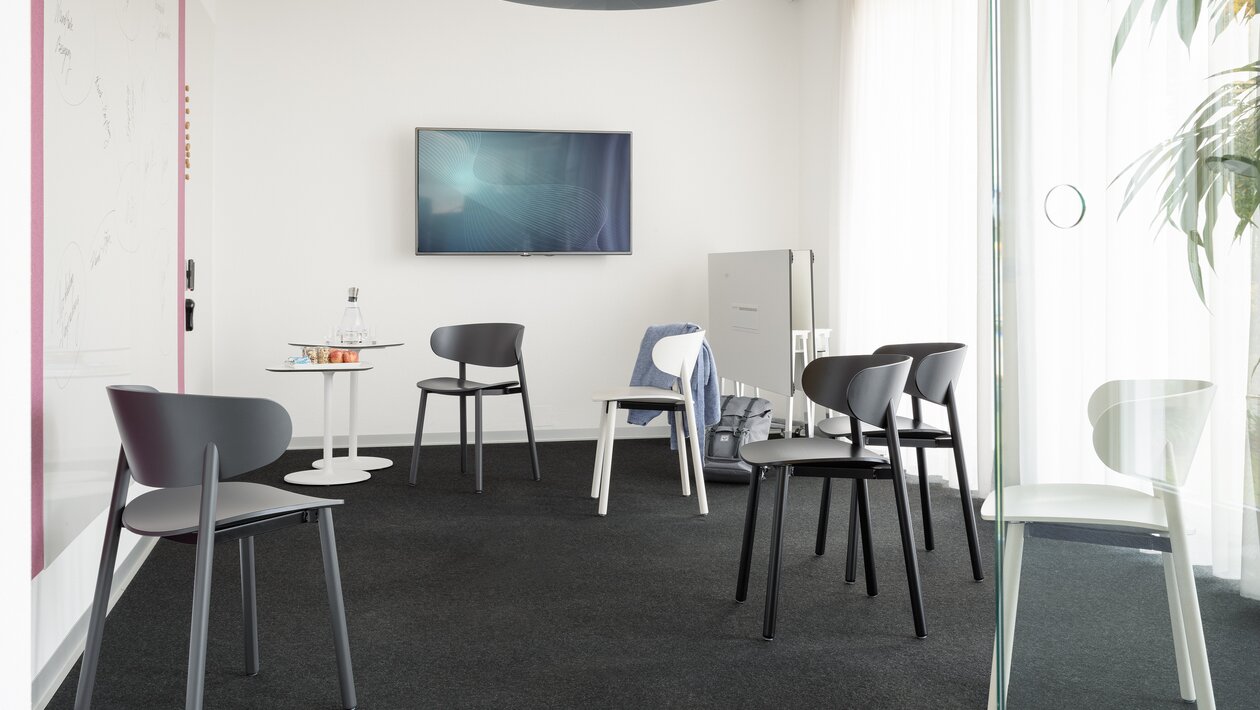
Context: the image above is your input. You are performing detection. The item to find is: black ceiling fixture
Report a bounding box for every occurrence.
[504,0,718,9]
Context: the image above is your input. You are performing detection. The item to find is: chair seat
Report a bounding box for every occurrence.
[417,376,519,395]
[979,483,1168,532]
[593,385,684,405]
[816,415,949,442]
[739,436,890,468]
[123,482,342,538]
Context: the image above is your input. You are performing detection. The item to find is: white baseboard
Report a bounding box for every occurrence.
[32,537,158,710]
[289,425,670,451]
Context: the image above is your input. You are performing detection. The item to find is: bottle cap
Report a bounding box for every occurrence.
[347,286,359,303]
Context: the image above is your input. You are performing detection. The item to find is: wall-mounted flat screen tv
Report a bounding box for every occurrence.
[415,128,632,255]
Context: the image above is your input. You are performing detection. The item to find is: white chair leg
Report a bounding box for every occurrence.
[1167,527,1215,708]
[682,395,708,516]
[597,405,617,516]
[1163,551,1196,702]
[988,522,1025,710]
[591,402,610,499]
[674,410,692,497]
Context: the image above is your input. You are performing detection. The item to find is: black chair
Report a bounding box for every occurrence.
[408,323,541,493]
[736,354,925,640]
[76,385,357,710]
[815,343,983,582]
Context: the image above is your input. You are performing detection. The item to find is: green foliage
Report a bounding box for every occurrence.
[1113,0,1254,66]
[1111,0,1258,305]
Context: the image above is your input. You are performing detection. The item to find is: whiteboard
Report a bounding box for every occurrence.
[707,250,794,396]
[42,0,179,567]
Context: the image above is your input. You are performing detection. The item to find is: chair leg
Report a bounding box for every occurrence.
[682,394,709,516]
[857,479,878,597]
[240,537,260,676]
[815,478,832,556]
[946,396,985,581]
[75,453,130,710]
[736,466,764,602]
[318,509,358,710]
[1168,524,1215,708]
[186,448,221,710]
[762,466,792,640]
[598,405,617,516]
[989,522,1025,710]
[889,464,927,638]
[916,448,935,551]
[408,391,429,487]
[518,381,542,482]
[674,410,692,497]
[474,391,484,494]
[844,480,859,584]
[591,402,610,499]
[460,396,468,474]
[1163,552,1196,702]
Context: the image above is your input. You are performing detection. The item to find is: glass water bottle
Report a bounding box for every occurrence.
[335,287,369,344]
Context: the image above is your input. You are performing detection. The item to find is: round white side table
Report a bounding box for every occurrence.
[289,341,405,471]
[266,363,375,485]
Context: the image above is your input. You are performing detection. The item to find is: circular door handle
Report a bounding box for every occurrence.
[1044,184,1085,229]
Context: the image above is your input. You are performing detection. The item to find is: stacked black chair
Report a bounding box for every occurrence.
[816,343,984,582]
[736,354,925,640]
[409,322,541,493]
[77,385,357,710]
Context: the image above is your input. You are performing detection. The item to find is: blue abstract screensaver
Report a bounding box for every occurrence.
[416,129,632,254]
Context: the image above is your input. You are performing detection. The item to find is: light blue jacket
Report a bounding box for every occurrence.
[625,323,720,456]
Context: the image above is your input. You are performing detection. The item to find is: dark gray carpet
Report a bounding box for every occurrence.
[46,440,1260,709]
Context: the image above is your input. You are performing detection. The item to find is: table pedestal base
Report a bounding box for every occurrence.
[284,468,372,486]
[313,456,394,471]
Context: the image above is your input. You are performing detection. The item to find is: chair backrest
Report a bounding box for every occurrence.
[1088,379,1215,488]
[430,323,524,368]
[650,330,705,386]
[106,385,293,488]
[873,342,967,404]
[801,354,912,427]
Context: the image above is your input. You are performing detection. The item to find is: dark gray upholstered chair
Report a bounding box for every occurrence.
[736,354,925,640]
[76,385,356,710]
[408,323,541,493]
[816,343,984,582]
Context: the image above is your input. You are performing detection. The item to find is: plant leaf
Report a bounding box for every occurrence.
[1204,173,1221,267]
[1114,0,1150,65]
[1187,233,1208,304]
[1206,154,1260,177]
[1177,0,1205,49]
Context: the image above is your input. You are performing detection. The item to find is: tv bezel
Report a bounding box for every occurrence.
[414,127,633,256]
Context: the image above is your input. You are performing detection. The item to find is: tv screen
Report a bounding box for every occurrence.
[415,128,632,255]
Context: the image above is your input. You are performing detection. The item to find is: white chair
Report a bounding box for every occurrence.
[590,330,709,516]
[981,379,1216,709]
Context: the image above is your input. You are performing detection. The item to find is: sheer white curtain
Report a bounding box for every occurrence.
[998,0,1253,580]
[833,0,992,495]
[836,0,1258,585]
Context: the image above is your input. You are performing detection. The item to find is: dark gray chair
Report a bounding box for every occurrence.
[815,343,984,583]
[736,354,925,640]
[76,385,356,710]
[408,323,541,493]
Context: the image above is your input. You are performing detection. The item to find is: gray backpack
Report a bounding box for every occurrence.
[703,395,773,482]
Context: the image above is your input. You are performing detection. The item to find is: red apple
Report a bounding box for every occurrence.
[329,349,344,364]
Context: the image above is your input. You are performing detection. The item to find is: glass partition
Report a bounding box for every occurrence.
[991,1,1259,707]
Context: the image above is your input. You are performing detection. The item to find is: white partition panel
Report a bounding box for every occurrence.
[707,250,794,397]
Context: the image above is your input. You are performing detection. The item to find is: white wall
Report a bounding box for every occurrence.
[210,0,805,446]
[2,0,33,705]
[797,0,842,334]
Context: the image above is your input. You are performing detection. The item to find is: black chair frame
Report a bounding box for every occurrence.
[735,355,926,640]
[408,323,541,493]
[820,343,983,583]
[77,386,356,710]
